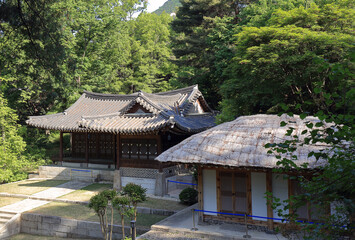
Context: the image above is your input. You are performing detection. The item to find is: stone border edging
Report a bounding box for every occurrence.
[0,193,177,216]
[0,193,88,205]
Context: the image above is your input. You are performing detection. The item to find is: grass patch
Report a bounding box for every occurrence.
[28,202,166,228]
[0,180,68,195]
[138,197,186,211]
[59,184,186,211]
[9,233,99,240]
[0,197,22,207]
[59,183,113,201]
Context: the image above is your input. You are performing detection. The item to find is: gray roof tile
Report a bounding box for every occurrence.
[27,85,216,134]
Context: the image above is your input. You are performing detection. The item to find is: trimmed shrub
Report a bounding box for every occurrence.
[179,187,198,205]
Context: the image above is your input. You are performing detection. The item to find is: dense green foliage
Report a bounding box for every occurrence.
[154,0,181,15]
[179,187,198,205]
[219,2,354,121]
[266,86,354,238]
[0,87,44,183]
[171,0,252,108]
[0,0,175,120]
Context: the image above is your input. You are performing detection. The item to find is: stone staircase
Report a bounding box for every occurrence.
[0,211,17,229]
[0,210,20,239]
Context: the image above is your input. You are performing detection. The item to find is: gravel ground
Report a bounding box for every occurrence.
[139,230,206,240]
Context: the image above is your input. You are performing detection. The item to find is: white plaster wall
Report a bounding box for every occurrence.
[121,177,156,195]
[88,163,114,170]
[62,162,81,168]
[203,169,217,216]
[330,201,348,223]
[272,174,289,222]
[251,172,267,221]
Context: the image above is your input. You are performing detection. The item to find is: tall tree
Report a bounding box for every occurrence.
[171,0,249,108]
[218,2,354,122]
[126,12,176,93]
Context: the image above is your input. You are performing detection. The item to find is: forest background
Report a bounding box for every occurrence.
[0,0,354,238]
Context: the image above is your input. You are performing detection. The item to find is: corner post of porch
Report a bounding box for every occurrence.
[197,165,203,222]
[114,133,122,191]
[59,131,63,165]
[266,170,274,231]
[83,132,89,168]
[154,134,166,196]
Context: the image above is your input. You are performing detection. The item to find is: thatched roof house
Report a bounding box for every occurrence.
[156,114,328,229]
[156,114,327,169]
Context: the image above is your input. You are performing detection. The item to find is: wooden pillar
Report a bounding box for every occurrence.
[85,132,89,164]
[197,165,203,221]
[247,171,252,216]
[266,170,274,230]
[59,132,63,164]
[116,133,120,169]
[157,135,163,173]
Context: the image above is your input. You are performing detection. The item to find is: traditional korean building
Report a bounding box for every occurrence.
[156,114,329,229]
[27,85,216,195]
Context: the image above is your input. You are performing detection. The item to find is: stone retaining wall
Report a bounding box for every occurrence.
[39,166,115,182]
[20,213,147,239]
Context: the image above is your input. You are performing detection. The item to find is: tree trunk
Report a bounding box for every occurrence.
[110,205,114,240]
[121,215,125,240]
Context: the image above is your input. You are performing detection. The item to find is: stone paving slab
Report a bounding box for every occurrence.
[143,204,287,240]
[32,181,90,199]
[0,181,91,214]
[0,199,49,214]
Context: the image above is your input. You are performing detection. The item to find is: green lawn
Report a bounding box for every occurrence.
[27,202,166,228]
[0,180,68,195]
[58,183,113,201]
[138,197,186,211]
[59,183,186,211]
[0,197,22,207]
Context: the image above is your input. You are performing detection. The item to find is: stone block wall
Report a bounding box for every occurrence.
[20,213,146,239]
[39,166,115,182]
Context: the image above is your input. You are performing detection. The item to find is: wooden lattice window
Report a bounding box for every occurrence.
[72,133,86,158]
[219,171,250,215]
[120,139,158,160]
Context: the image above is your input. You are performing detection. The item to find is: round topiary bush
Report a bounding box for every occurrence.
[179,187,198,205]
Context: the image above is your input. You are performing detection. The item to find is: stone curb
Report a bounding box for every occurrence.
[0,193,88,205]
[0,193,177,216]
[149,225,265,240]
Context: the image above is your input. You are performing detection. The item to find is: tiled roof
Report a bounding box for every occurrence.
[26,85,216,134]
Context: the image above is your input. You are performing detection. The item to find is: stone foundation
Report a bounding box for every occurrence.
[38,165,115,182]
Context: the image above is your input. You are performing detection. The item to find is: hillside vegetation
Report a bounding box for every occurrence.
[154,0,181,15]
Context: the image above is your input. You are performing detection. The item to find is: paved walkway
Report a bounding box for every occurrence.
[140,204,287,240]
[0,181,90,213]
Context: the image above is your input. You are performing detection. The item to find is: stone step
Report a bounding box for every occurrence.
[28,173,39,179]
[0,219,9,224]
[0,212,16,219]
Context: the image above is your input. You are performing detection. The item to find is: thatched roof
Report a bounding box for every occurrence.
[156,114,328,169]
